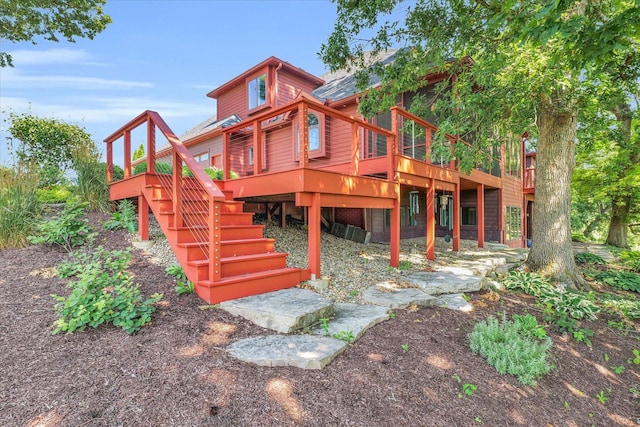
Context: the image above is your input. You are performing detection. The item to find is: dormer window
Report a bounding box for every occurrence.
[247,73,267,111]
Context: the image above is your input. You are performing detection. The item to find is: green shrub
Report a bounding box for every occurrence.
[593,270,640,293]
[52,247,163,334]
[28,199,94,251]
[74,159,110,211]
[544,290,601,320]
[469,313,554,385]
[35,184,73,204]
[133,161,173,175]
[571,233,588,243]
[182,165,239,180]
[501,271,555,298]
[619,251,640,273]
[574,252,606,265]
[166,264,194,295]
[0,165,41,249]
[104,199,138,233]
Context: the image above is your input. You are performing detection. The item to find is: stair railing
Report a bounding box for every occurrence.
[105,110,226,283]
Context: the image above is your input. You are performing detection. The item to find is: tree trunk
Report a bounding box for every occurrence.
[605,197,630,248]
[527,97,584,287]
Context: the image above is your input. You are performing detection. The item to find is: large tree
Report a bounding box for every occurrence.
[0,0,111,67]
[321,0,639,286]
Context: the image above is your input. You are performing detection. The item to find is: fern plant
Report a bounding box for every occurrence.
[104,199,138,233]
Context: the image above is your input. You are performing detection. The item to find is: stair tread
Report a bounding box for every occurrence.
[177,237,275,248]
[187,252,288,266]
[168,224,265,231]
[198,267,305,286]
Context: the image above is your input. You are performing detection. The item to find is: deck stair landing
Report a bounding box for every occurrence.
[141,180,310,304]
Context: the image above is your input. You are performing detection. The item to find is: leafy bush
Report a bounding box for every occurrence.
[571,233,588,243]
[104,199,138,233]
[469,313,554,385]
[28,199,94,251]
[52,247,162,334]
[35,184,73,204]
[0,165,41,249]
[166,264,194,295]
[182,165,239,180]
[544,290,601,320]
[501,271,555,298]
[593,270,640,293]
[619,251,640,273]
[133,161,173,175]
[574,252,606,265]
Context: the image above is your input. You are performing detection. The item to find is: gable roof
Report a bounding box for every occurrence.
[207,56,324,99]
[311,49,399,102]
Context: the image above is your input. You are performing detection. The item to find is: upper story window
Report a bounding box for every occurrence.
[247,73,267,111]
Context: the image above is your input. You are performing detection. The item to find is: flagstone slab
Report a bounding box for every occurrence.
[227,335,348,370]
[220,288,334,333]
[311,303,389,340]
[361,283,436,309]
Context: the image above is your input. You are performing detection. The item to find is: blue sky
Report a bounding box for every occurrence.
[0,0,339,165]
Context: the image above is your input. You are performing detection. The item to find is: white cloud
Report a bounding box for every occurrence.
[1,67,153,90]
[8,48,97,66]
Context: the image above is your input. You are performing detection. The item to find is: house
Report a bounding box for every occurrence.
[104,52,535,304]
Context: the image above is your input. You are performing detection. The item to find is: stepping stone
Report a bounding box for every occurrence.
[220,288,334,333]
[310,303,389,341]
[361,283,436,309]
[227,335,348,370]
[436,293,474,312]
[403,271,483,296]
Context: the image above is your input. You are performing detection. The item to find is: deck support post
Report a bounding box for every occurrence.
[147,117,156,174]
[123,130,131,178]
[453,182,460,252]
[426,181,436,260]
[280,202,286,229]
[477,184,485,248]
[308,192,321,279]
[390,185,400,268]
[138,195,149,241]
[106,142,113,183]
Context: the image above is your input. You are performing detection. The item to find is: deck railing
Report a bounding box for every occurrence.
[104,111,226,283]
[524,167,536,190]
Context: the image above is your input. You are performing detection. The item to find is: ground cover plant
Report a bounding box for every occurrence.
[28,199,95,251]
[104,199,138,233]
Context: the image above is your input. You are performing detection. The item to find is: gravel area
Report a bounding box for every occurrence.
[131,218,495,303]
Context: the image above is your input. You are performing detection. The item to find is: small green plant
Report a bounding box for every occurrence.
[348,289,359,298]
[401,343,409,353]
[628,349,640,365]
[28,200,95,251]
[51,247,162,334]
[563,401,570,409]
[596,390,609,404]
[501,271,555,298]
[462,383,478,396]
[604,353,610,362]
[474,417,482,423]
[593,270,640,293]
[574,252,606,265]
[630,387,639,398]
[619,250,640,272]
[104,199,138,233]
[544,310,594,346]
[452,374,461,383]
[469,313,554,385]
[165,265,194,295]
[398,260,411,270]
[319,318,330,336]
[333,330,355,343]
[607,320,630,335]
[610,365,625,374]
[512,313,547,340]
[389,311,396,319]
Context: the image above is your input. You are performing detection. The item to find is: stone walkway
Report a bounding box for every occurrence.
[221,246,528,370]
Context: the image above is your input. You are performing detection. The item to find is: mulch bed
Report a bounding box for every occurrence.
[1,213,638,426]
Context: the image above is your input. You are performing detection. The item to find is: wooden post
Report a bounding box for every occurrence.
[209,199,221,283]
[425,128,432,164]
[308,192,321,279]
[453,183,460,252]
[124,130,131,178]
[477,184,485,249]
[106,142,113,183]
[223,132,230,180]
[253,119,262,176]
[299,102,309,167]
[390,185,400,268]
[265,203,271,222]
[351,122,360,175]
[138,195,149,241]
[426,181,435,260]
[147,117,156,174]
[389,109,397,180]
[498,188,504,243]
[172,152,183,227]
[280,202,286,229]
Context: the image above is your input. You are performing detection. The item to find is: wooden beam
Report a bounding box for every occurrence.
[452,183,460,252]
[308,192,321,278]
[390,195,400,268]
[426,180,435,260]
[138,195,149,241]
[477,184,485,249]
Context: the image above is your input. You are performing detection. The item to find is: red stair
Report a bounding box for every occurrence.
[141,181,310,304]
